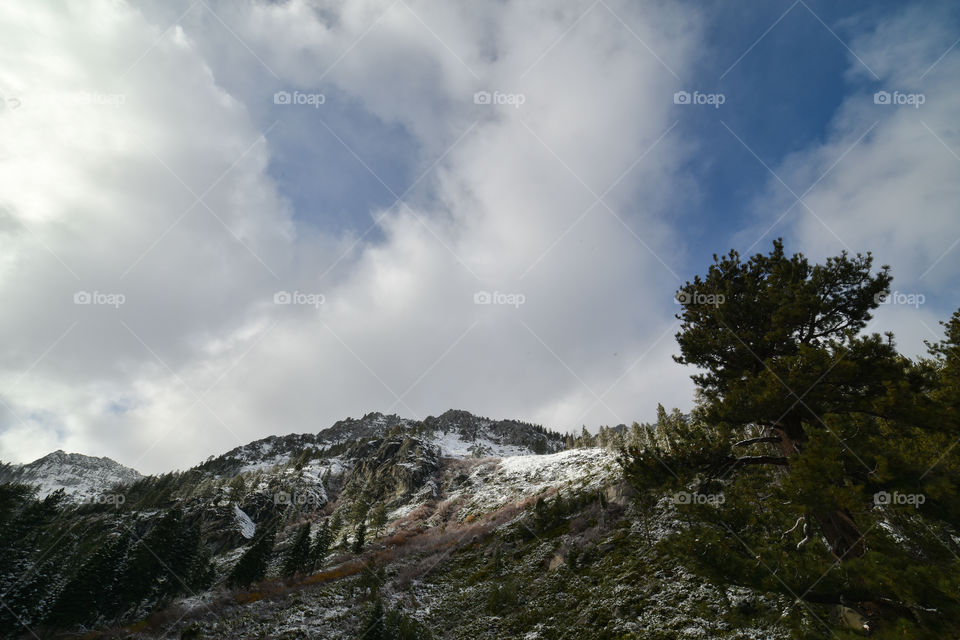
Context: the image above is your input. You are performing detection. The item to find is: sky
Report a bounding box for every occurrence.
[0,0,957,473]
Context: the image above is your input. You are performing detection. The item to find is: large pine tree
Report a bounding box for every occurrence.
[673,239,895,559]
[657,241,960,634]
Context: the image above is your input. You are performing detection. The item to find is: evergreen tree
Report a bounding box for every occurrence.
[352,521,366,554]
[226,519,278,589]
[0,487,69,629]
[281,522,312,576]
[188,538,215,591]
[673,239,895,559]
[330,511,343,539]
[227,475,248,502]
[49,532,130,626]
[117,508,187,608]
[167,519,203,595]
[647,240,960,634]
[359,597,385,640]
[370,503,388,537]
[355,561,384,601]
[351,495,370,526]
[312,518,332,569]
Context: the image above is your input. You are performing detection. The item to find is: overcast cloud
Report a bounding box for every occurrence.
[0,0,956,472]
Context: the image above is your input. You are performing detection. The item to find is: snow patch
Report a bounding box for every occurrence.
[233,504,256,539]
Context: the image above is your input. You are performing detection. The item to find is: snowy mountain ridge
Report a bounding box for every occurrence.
[0,449,142,502]
[201,409,565,477]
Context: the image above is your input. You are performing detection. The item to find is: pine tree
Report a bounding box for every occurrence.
[330,511,343,538]
[188,539,215,591]
[370,503,388,537]
[650,240,960,634]
[351,496,370,526]
[0,488,69,629]
[312,519,332,569]
[166,519,203,597]
[359,597,385,640]
[673,239,895,559]
[49,532,129,625]
[281,522,312,576]
[118,507,186,607]
[352,521,366,554]
[227,519,277,589]
[293,449,312,471]
[228,475,248,502]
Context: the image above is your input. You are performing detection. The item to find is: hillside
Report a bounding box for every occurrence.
[1,396,958,639]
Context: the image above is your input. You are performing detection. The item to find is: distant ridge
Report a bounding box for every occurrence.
[0,449,142,502]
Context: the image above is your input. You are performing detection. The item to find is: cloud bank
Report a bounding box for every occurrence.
[0,1,956,472]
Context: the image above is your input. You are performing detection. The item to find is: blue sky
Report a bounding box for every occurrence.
[0,0,957,471]
[254,0,950,264]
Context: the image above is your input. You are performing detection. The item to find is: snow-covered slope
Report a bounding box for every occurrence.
[0,449,142,502]
[450,447,618,513]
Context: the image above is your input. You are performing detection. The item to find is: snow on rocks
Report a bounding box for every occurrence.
[233,504,256,539]
[0,449,142,503]
[451,447,618,513]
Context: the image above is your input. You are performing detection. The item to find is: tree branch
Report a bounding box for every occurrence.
[731,455,789,467]
[733,436,781,447]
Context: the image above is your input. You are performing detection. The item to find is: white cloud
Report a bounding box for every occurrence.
[0,0,702,472]
[741,5,960,357]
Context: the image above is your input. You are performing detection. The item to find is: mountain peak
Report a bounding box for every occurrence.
[0,450,142,502]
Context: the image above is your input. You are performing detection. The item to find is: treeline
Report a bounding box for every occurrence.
[564,405,692,452]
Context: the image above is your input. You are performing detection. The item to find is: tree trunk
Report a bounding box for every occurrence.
[813,508,866,561]
[776,414,866,561]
